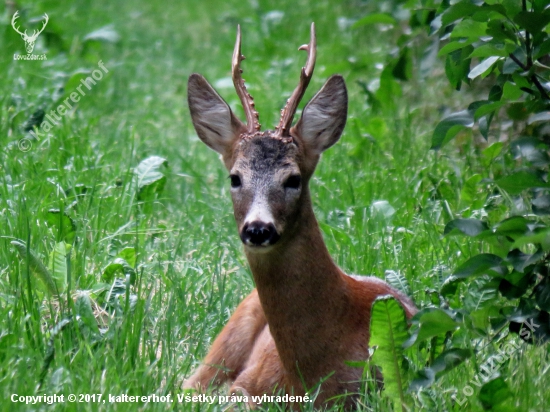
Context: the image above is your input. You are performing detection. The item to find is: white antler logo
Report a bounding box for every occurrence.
[11,11,49,54]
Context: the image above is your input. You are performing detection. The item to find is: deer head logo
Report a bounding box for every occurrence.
[11,11,49,54]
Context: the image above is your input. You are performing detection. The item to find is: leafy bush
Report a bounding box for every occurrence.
[361,0,550,409]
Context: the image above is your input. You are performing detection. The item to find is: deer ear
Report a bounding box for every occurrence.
[188,74,244,154]
[291,75,347,154]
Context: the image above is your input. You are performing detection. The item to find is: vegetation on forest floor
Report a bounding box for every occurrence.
[1,0,549,410]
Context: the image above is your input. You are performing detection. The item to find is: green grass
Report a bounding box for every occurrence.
[0,0,549,411]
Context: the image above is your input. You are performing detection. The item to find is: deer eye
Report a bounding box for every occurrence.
[284,175,301,189]
[229,174,242,188]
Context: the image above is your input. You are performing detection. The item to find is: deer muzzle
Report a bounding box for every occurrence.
[241,221,280,247]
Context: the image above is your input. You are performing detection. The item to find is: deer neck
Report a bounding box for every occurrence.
[244,191,349,384]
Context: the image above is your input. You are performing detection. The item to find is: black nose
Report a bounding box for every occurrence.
[241,221,280,246]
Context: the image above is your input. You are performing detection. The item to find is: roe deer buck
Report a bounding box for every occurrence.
[185,23,417,407]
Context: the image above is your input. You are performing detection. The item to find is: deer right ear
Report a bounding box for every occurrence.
[188,74,244,154]
[291,75,348,154]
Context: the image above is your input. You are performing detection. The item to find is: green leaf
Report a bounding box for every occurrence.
[48,242,69,294]
[392,47,412,81]
[445,46,474,90]
[463,277,500,311]
[533,0,549,13]
[102,258,136,283]
[75,291,99,335]
[450,20,487,39]
[438,40,474,56]
[470,305,502,329]
[134,156,169,204]
[353,13,397,28]
[506,248,543,273]
[535,38,550,59]
[413,309,458,344]
[385,270,411,295]
[468,56,501,80]
[135,156,168,189]
[11,240,58,296]
[481,3,509,17]
[480,112,492,138]
[474,101,504,120]
[496,171,550,195]
[444,218,488,237]
[453,254,507,278]
[514,10,550,34]
[370,296,410,411]
[494,216,530,239]
[478,376,512,410]
[489,84,503,102]
[440,275,461,297]
[441,2,480,26]
[409,368,435,391]
[460,174,483,206]
[106,278,127,306]
[500,0,521,17]
[502,81,523,100]
[320,222,354,247]
[91,282,111,298]
[46,209,76,243]
[512,229,550,250]
[431,110,474,150]
[468,44,510,58]
[482,142,503,167]
[486,19,518,43]
[118,247,136,267]
[506,102,529,120]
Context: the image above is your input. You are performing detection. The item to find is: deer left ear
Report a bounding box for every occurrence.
[188,73,244,155]
[291,75,348,154]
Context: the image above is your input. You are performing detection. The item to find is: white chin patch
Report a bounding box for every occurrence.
[243,239,271,247]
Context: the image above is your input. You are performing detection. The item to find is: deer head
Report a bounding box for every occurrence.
[188,23,347,250]
[12,11,49,54]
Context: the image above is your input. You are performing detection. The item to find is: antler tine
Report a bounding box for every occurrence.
[11,11,26,36]
[232,25,261,134]
[30,14,49,38]
[276,22,317,137]
[38,14,49,35]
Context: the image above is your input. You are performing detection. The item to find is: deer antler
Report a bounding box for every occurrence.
[11,11,27,37]
[11,12,48,40]
[31,13,49,39]
[232,25,261,135]
[275,23,316,137]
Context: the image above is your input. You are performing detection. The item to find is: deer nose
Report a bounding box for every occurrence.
[241,221,280,247]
